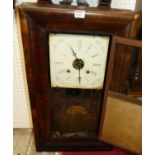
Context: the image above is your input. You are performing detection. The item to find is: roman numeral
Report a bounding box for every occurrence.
[93,64,101,67]
[86,45,91,52]
[58,69,66,74]
[91,53,99,58]
[78,40,82,50]
[55,62,64,65]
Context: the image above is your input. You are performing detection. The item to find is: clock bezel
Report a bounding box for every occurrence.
[18,3,135,151]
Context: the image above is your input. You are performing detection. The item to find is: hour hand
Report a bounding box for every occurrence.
[70,47,77,59]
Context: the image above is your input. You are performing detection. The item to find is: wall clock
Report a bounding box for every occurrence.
[18,1,136,151]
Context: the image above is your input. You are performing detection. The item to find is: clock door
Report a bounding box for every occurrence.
[48,33,109,140]
[99,36,142,154]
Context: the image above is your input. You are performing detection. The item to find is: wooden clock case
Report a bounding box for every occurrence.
[18,1,139,151]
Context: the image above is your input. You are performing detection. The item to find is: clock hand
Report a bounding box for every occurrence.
[71,47,83,85]
[78,69,81,85]
[71,47,78,59]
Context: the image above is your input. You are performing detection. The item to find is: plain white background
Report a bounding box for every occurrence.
[0,0,155,155]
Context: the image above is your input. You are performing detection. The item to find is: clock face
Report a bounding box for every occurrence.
[49,34,109,89]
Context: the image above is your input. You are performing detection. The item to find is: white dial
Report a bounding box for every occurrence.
[49,34,109,89]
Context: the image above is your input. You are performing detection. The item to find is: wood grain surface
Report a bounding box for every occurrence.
[18,3,135,151]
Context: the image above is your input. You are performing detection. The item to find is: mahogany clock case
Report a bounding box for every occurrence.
[18,3,135,151]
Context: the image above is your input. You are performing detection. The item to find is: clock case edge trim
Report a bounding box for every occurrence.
[19,3,135,35]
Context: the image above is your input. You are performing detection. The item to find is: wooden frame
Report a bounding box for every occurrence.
[99,36,142,154]
[18,2,136,151]
[108,36,142,96]
[109,36,142,100]
[111,37,142,98]
[99,36,142,137]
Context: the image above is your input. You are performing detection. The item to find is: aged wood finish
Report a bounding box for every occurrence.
[127,47,142,97]
[109,36,142,47]
[100,95,142,154]
[98,36,118,139]
[99,36,142,139]
[109,35,142,95]
[108,91,141,105]
[110,14,142,93]
[19,3,134,34]
[18,3,135,151]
